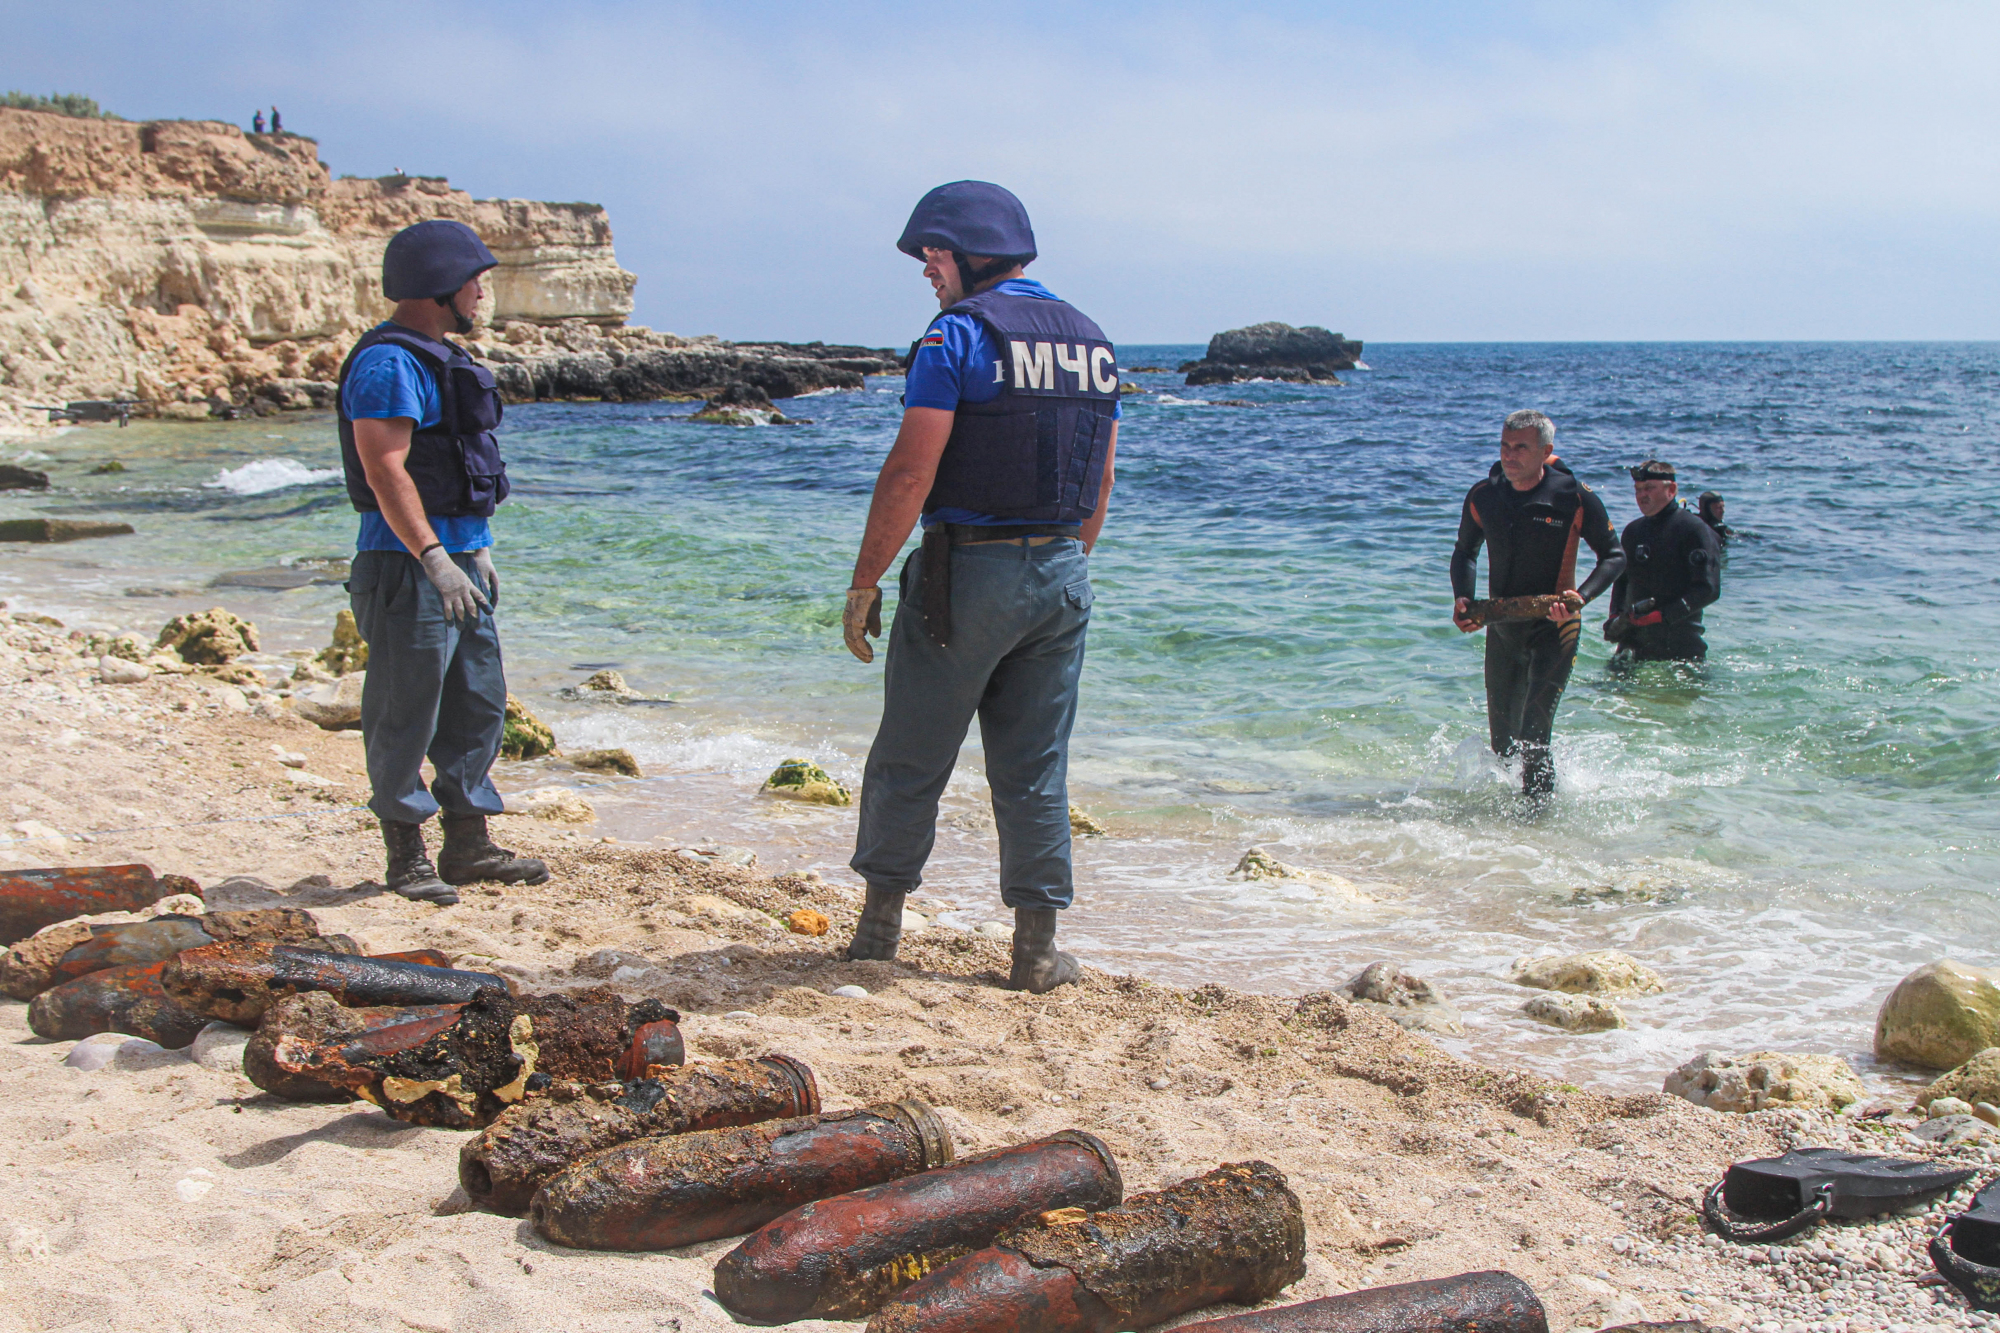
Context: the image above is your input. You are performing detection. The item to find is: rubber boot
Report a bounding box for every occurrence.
[842,886,905,961]
[437,813,551,886]
[383,820,458,905]
[1008,907,1081,994]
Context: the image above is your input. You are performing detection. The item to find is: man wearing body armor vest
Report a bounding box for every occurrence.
[1451,410,1624,800]
[336,219,548,905]
[840,182,1119,992]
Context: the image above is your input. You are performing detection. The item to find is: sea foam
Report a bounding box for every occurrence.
[204,458,341,495]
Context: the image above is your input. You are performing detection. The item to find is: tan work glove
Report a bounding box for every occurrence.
[844,586,883,663]
[420,544,490,624]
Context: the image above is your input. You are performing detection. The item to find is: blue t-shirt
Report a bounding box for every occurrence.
[904,278,1118,527]
[341,334,493,554]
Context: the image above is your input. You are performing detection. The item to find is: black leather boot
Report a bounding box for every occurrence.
[382,819,458,905]
[437,813,550,886]
[1008,907,1081,993]
[842,885,906,961]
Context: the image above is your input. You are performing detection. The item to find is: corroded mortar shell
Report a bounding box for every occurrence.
[0,864,180,947]
[28,960,208,1048]
[161,940,511,1025]
[1165,1271,1549,1333]
[1,908,331,1001]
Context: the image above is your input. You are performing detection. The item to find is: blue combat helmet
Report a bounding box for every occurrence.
[382,219,498,301]
[897,181,1037,262]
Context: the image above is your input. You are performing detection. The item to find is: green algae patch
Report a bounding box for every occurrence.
[763,758,851,807]
[502,695,557,759]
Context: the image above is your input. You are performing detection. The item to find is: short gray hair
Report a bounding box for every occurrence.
[1503,409,1555,449]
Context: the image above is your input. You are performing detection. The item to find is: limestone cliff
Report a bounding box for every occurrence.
[0,108,893,430]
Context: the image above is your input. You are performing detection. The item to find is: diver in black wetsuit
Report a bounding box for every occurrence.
[1451,409,1624,799]
[1695,490,1734,543]
[1605,460,1722,662]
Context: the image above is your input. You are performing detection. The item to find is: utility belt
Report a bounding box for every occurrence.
[918,523,1083,647]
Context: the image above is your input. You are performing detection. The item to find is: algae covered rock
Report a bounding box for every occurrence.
[1229,847,1374,902]
[1340,961,1463,1036]
[1522,992,1627,1032]
[313,608,368,675]
[559,669,667,704]
[1664,1050,1863,1113]
[157,607,259,664]
[1875,959,2000,1070]
[1920,1047,2000,1110]
[501,694,557,759]
[1509,949,1665,996]
[762,758,852,807]
[571,748,641,777]
[1069,804,1108,837]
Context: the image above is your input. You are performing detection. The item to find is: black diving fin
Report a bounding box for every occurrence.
[1703,1147,1975,1243]
[1932,1176,2000,1311]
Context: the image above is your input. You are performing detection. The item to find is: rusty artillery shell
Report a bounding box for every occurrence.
[371,948,452,968]
[620,1017,686,1079]
[161,940,511,1025]
[246,991,467,1101]
[28,961,208,1048]
[1463,595,1564,630]
[1,907,333,1001]
[461,1054,820,1215]
[271,987,683,1129]
[867,1161,1306,1333]
[531,1099,954,1252]
[716,1130,1125,1323]
[0,865,175,947]
[1165,1271,1548,1333]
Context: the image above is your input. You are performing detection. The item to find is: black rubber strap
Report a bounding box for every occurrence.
[417,542,443,557]
[1932,1222,2000,1313]
[1703,1179,1832,1244]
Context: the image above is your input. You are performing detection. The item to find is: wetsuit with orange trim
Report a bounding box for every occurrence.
[1450,458,1623,798]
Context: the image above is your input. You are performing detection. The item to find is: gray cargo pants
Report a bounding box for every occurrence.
[850,536,1093,911]
[347,549,507,826]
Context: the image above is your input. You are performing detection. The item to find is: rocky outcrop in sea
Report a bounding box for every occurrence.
[1179,321,1363,385]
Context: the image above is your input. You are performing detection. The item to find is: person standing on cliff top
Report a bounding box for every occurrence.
[1450,410,1624,800]
[336,219,547,905]
[270,106,282,133]
[252,110,264,135]
[840,181,1119,992]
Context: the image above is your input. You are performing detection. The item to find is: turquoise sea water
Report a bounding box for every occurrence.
[5,341,1997,1092]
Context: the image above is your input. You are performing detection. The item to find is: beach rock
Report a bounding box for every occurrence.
[1180,322,1361,386]
[291,673,364,729]
[0,464,50,490]
[787,909,828,937]
[62,1032,133,1071]
[761,758,851,807]
[1921,1047,2000,1110]
[1663,1051,1863,1113]
[1340,961,1464,1035]
[1875,959,2000,1069]
[0,519,136,542]
[570,748,642,777]
[830,985,868,999]
[675,845,757,868]
[1069,804,1108,837]
[190,1020,252,1073]
[157,607,258,664]
[500,694,556,758]
[1522,992,1626,1032]
[1912,1114,1998,1146]
[98,655,149,684]
[558,670,666,705]
[313,608,367,675]
[1229,847,1374,902]
[83,631,149,662]
[1509,949,1665,996]
[690,382,803,426]
[507,787,594,823]
[1929,1096,1973,1118]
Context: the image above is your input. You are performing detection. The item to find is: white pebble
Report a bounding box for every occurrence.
[175,1167,215,1202]
[722,1010,757,1022]
[831,985,868,999]
[98,656,149,684]
[191,1022,252,1073]
[1147,1077,1171,1091]
[62,1034,127,1070]
[975,922,1010,938]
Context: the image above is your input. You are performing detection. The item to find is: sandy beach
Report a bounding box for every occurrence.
[1,608,1994,1333]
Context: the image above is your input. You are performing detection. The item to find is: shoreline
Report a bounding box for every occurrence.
[0,608,1994,1331]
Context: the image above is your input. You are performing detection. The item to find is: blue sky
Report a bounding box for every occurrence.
[5,1,1997,344]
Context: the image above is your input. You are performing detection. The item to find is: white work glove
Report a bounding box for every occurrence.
[844,586,882,662]
[470,547,499,609]
[419,544,489,624]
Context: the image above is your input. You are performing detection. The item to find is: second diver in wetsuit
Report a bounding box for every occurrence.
[1605,460,1722,662]
[1696,490,1734,543]
[1452,409,1624,799]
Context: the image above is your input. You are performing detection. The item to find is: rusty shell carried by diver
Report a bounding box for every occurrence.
[531,1099,954,1252]
[245,991,467,1101]
[1166,1271,1548,1333]
[866,1161,1306,1333]
[270,986,682,1128]
[0,908,332,1001]
[161,940,513,1025]
[1462,595,1565,630]
[461,1054,820,1215]
[0,864,182,947]
[716,1130,1125,1324]
[28,960,208,1048]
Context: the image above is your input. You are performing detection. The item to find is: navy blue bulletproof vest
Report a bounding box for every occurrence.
[921,289,1118,525]
[337,324,509,519]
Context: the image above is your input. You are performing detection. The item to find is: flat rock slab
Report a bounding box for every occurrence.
[0,519,135,543]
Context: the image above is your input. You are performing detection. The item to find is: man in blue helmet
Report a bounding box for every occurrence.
[336,218,548,905]
[839,181,1119,993]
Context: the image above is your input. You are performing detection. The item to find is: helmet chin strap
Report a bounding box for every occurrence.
[435,293,476,335]
[951,251,1013,297]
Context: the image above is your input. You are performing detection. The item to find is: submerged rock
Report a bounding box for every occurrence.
[1664,1050,1863,1113]
[762,758,851,807]
[501,694,557,758]
[157,607,258,664]
[507,787,594,823]
[1919,1046,2000,1110]
[1509,950,1665,996]
[1229,847,1373,902]
[559,669,667,704]
[1340,961,1463,1035]
[0,464,51,490]
[571,748,642,777]
[1522,992,1626,1032]
[0,519,136,542]
[313,608,368,675]
[689,381,807,426]
[1179,322,1362,386]
[1875,959,2000,1069]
